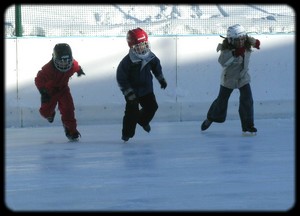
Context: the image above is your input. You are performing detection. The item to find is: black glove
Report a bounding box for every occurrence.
[159,79,167,89]
[77,67,85,77]
[39,88,51,103]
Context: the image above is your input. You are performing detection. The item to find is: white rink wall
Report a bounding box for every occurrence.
[5,35,295,127]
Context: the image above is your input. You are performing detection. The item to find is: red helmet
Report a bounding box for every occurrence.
[126,28,150,59]
[126,28,148,48]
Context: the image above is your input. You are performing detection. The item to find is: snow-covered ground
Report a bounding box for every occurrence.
[4,4,295,37]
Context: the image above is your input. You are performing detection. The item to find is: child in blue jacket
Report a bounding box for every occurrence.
[116,28,167,142]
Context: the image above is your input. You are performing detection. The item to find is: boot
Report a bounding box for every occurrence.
[243,126,257,133]
[201,119,212,131]
[142,124,151,133]
[47,111,56,123]
[64,126,81,141]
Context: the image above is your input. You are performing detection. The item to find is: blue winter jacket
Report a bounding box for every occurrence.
[116,49,165,97]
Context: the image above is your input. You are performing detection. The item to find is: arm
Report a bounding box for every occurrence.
[34,68,48,90]
[218,49,237,67]
[247,36,260,49]
[35,69,51,103]
[151,57,167,89]
[71,60,85,77]
[116,57,137,100]
[76,66,85,77]
[116,59,131,93]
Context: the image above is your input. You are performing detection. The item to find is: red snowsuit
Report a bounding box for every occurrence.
[35,59,81,133]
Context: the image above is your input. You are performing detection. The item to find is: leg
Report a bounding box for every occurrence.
[57,87,80,139]
[238,84,256,132]
[137,92,158,130]
[202,85,233,131]
[122,98,139,139]
[39,98,57,122]
[207,85,233,123]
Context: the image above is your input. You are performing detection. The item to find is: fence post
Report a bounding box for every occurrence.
[15,4,22,37]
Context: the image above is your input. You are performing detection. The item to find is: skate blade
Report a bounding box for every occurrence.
[242,132,257,136]
[68,138,79,142]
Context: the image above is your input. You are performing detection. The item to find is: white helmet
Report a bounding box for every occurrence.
[227,24,246,44]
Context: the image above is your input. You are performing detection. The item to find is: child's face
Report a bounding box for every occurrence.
[57,58,71,67]
[233,36,246,48]
[133,41,150,55]
[54,57,73,72]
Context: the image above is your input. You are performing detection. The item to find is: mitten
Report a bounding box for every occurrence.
[233,47,245,57]
[77,67,86,77]
[159,79,167,89]
[247,36,260,49]
[39,88,51,103]
[253,39,260,49]
[124,89,137,101]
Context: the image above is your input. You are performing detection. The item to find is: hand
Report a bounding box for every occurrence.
[254,39,260,49]
[41,94,51,103]
[233,47,245,57]
[77,67,85,77]
[247,36,260,49]
[159,79,167,89]
[39,88,51,103]
[125,90,137,101]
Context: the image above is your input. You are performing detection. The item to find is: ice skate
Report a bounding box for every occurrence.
[47,111,56,123]
[142,124,151,133]
[242,126,257,136]
[64,126,81,141]
[201,119,212,131]
[122,135,129,142]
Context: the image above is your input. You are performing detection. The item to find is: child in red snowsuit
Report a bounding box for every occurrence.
[35,43,85,141]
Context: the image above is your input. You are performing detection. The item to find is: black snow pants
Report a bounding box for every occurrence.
[122,92,158,138]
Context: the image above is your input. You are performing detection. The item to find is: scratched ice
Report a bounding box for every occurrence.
[5,118,294,211]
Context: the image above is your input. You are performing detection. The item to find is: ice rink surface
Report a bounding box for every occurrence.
[4,118,295,212]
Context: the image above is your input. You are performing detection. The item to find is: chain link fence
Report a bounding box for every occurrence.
[4,4,295,37]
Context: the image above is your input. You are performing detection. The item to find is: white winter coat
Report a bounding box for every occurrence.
[217,44,252,89]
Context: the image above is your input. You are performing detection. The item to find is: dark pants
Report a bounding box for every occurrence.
[207,84,254,130]
[122,92,158,138]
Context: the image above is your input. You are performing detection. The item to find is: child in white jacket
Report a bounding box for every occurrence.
[201,24,260,134]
